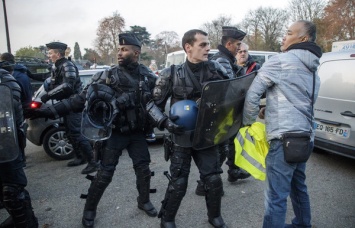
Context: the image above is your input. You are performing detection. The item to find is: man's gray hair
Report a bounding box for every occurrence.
[298,20,317,42]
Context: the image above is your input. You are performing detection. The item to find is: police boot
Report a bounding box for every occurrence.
[82,170,113,228]
[195,180,206,196]
[159,177,188,228]
[2,186,38,228]
[227,167,251,183]
[135,166,157,217]
[205,174,228,228]
[81,160,99,175]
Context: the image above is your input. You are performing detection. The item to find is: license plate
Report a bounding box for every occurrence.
[315,121,350,138]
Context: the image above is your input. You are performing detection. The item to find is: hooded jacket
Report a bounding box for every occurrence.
[243,42,322,141]
[13,63,33,108]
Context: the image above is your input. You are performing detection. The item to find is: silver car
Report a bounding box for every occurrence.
[26,69,105,160]
[314,50,355,159]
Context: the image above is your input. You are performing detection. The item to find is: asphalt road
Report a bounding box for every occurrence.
[1,140,355,228]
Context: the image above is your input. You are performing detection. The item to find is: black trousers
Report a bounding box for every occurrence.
[100,130,151,171]
[64,111,93,160]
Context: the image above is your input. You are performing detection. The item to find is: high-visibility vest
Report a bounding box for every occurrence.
[234,122,269,181]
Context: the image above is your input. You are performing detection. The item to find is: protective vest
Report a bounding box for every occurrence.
[234,122,269,181]
[106,64,156,133]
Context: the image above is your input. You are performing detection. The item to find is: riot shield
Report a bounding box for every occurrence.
[81,106,113,141]
[0,84,20,163]
[192,72,257,150]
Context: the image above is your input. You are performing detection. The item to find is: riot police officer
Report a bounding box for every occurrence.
[79,33,158,228]
[197,27,250,194]
[42,42,98,174]
[146,29,229,228]
[0,61,38,227]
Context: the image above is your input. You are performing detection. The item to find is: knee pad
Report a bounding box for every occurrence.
[2,185,25,210]
[204,174,222,190]
[170,177,188,199]
[96,170,114,186]
[135,165,152,180]
[101,147,121,168]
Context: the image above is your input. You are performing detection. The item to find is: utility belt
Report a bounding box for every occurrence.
[114,107,146,133]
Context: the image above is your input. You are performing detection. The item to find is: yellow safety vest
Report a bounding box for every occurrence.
[234,122,269,181]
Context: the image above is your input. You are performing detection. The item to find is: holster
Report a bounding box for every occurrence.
[163,134,173,161]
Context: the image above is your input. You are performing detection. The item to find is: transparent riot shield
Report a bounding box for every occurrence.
[81,99,118,141]
[0,84,20,163]
[192,72,257,150]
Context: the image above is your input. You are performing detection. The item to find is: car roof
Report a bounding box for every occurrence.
[79,69,105,75]
[320,50,355,64]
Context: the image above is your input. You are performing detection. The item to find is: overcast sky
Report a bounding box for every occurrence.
[0,0,288,54]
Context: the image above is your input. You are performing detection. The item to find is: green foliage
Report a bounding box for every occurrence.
[15,46,46,59]
[127,26,151,46]
[73,42,82,60]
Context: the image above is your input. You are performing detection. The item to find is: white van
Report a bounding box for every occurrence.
[164,49,277,68]
[314,50,355,159]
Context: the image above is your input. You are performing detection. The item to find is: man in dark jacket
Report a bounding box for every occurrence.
[210,26,246,78]
[43,41,98,174]
[194,27,250,196]
[0,61,38,228]
[27,34,159,227]
[0,53,33,109]
[146,29,229,228]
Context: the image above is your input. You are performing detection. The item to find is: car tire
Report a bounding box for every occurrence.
[42,126,75,160]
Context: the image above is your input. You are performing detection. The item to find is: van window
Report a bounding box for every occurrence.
[166,52,185,67]
[250,55,266,65]
[318,59,355,101]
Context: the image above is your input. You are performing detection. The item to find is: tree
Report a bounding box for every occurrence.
[241,7,289,51]
[73,42,82,60]
[288,0,327,22]
[155,31,180,54]
[323,0,355,41]
[127,25,151,46]
[200,15,233,48]
[95,11,125,64]
[15,46,46,59]
[82,48,103,65]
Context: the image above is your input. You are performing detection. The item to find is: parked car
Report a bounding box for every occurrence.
[26,69,105,160]
[314,50,355,159]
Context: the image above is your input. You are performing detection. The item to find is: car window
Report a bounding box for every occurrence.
[318,59,355,101]
[79,74,93,86]
[250,55,266,65]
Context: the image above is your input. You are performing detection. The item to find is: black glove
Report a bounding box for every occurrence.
[25,108,56,120]
[164,115,184,135]
[116,93,134,110]
[41,94,50,103]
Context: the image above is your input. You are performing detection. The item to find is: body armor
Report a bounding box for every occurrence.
[46,58,81,100]
[211,45,243,78]
[150,60,228,147]
[103,64,156,133]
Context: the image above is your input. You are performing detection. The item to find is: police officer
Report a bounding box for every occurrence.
[205,27,251,192]
[79,33,158,228]
[42,42,98,174]
[0,61,38,227]
[146,29,229,228]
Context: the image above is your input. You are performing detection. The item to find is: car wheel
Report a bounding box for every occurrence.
[42,126,75,160]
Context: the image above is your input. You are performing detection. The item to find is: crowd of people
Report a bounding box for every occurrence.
[0,19,321,228]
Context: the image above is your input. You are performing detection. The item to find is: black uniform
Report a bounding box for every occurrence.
[0,68,38,227]
[43,56,94,166]
[81,62,158,227]
[147,59,229,227]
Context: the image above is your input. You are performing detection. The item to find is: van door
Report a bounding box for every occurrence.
[314,58,355,151]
